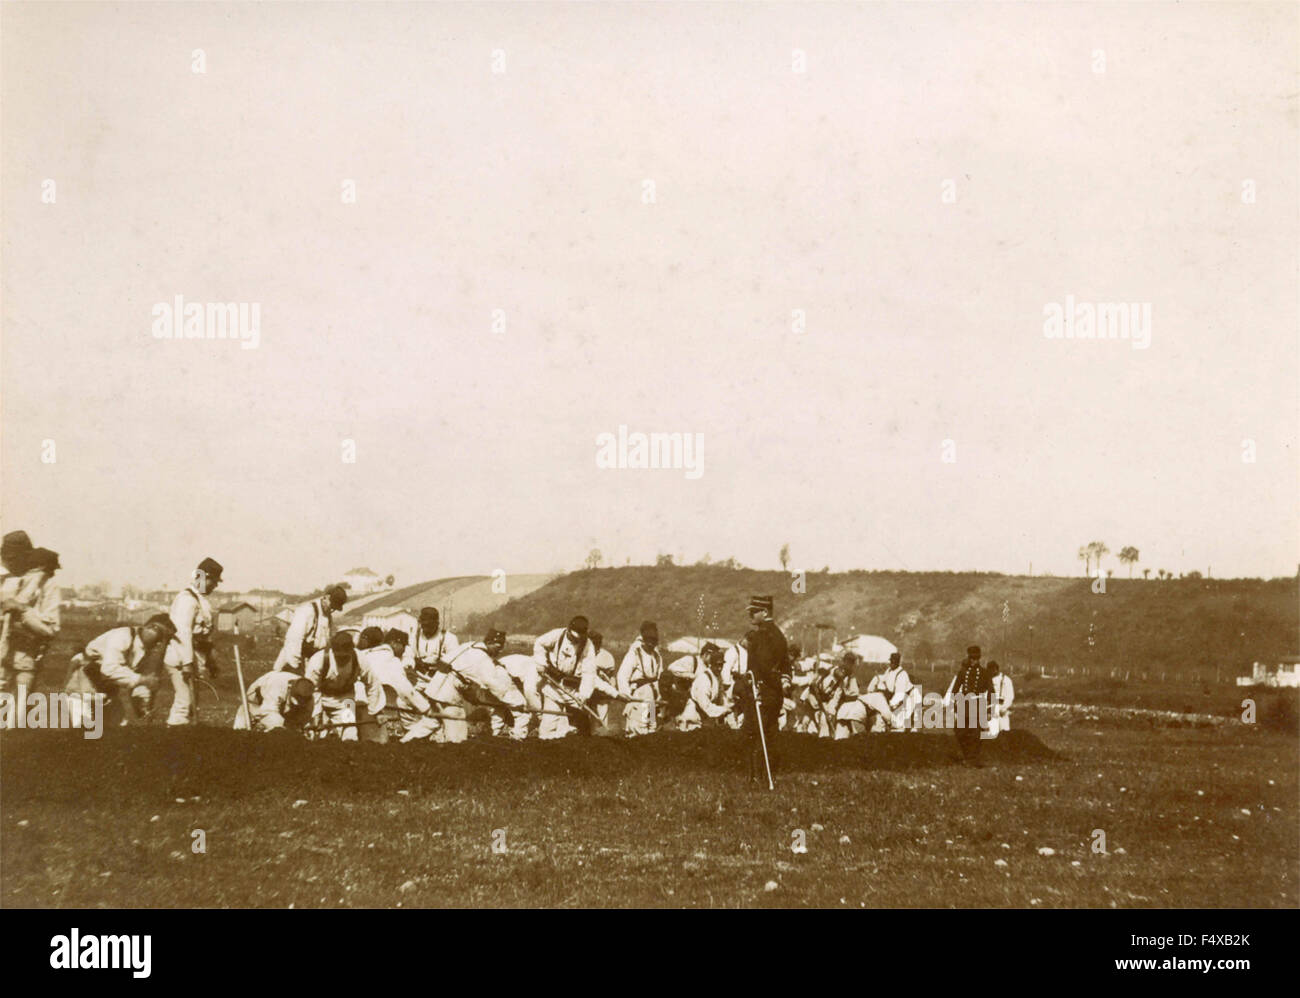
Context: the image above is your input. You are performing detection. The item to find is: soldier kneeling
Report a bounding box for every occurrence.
[65,613,176,725]
[234,671,316,733]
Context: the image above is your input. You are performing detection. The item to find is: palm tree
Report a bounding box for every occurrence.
[779,543,791,572]
[1078,545,1091,577]
[1118,546,1140,577]
[1142,568,1151,579]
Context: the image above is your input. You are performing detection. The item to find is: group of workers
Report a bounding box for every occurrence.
[1,541,1015,774]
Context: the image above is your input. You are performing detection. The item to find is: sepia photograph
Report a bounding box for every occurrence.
[1,0,1296,956]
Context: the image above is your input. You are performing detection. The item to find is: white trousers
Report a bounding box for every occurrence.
[165,662,194,726]
[834,692,894,738]
[317,695,359,741]
[539,682,591,739]
[622,685,656,737]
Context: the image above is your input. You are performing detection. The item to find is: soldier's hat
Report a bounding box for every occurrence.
[29,547,60,572]
[356,626,383,650]
[289,677,315,702]
[419,606,440,623]
[330,632,356,655]
[568,615,589,636]
[967,645,981,657]
[324,584,348,609]
[483,627,507,644]
[383,628,409,648]
[2,531,32,572]
[2,530,32,555]
[889,651,901,665]
[144,613,177,636]
[640,621,658,640]
[700,641,722,660]
[747,595,774,614]
[196,557,223,581]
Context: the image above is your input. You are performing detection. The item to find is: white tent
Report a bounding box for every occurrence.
[664,635,734,654]
[833,634,898,664]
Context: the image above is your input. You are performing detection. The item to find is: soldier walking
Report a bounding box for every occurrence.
[949,644,994,766]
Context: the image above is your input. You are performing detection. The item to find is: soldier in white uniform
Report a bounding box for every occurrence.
[663,642,717,725]
[533,616,598,739]
[837,652,915,737]
[233,671,316,733]
[809,655,859,738]
[0,540,61,706]
[361,628,433,740]
[786,653,821,733]
[493,652,544,738]
[989,661,1014,737]
[587,631,625,730]
[65,614,177,724]
[304,633,384,741]
[273,585,346,674]
[618,622,664,737]
[166,556,222,726]
[404,607,459,675]
[676,644,731,731]
[405,629,529,742]
[720,641,747,729]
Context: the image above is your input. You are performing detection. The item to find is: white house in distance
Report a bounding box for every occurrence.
[360,605,419,636]
[342,567,390,596]
[1236,657,1300,688]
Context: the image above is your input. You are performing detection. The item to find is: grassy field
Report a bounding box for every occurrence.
[4,609,1295,908]
[2,711,1295,908]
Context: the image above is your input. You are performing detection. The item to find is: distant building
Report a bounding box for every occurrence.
[361,605,418,636]
[343,567,388,596]
[272,606,296,637]
[216,602,258,633]
[225,590,287,611]
[1237,657,1300,688]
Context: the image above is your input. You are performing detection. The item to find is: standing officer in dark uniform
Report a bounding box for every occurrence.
[949,644,994,766]
[736,595,790,785]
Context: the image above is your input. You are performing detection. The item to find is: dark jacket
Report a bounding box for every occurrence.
[951,658,994,698]
[744,620,790,691]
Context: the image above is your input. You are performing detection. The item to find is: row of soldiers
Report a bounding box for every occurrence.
[235,592,795,782]
[1,538,1012,772]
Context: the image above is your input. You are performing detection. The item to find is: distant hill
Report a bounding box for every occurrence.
[468,566,1298,677]
[338,573,557,632]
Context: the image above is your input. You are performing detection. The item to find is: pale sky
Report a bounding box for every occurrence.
[2,1,1297,591]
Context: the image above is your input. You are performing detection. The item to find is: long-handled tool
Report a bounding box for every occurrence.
[233,644,252,730]
[539,672,602,723]
[407,669,573,719]
[0,611,12,673]
[749,672,774,791]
